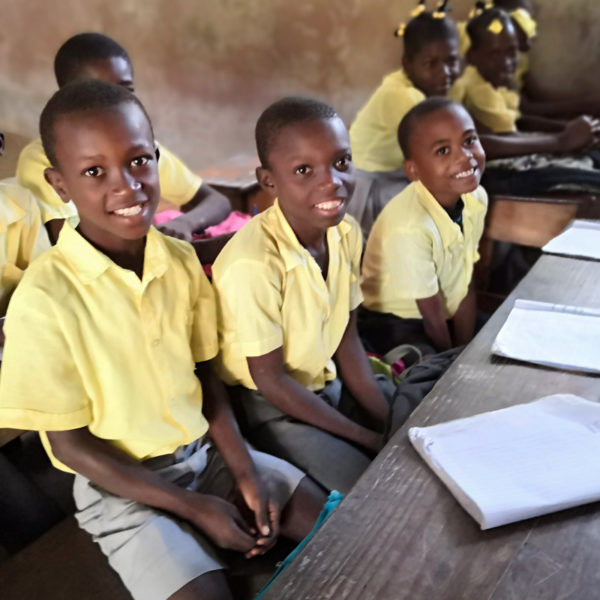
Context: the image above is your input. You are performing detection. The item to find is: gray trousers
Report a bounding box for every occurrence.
[228,353,456,494]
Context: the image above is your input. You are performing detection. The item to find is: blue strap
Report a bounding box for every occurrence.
[254,490,344,599]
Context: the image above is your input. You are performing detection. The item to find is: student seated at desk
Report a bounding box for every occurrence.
[16,32,232,261]
[348,0,460,238]
[451,6,600,196]
[360,98,487,355]
[0,80,325,600]
[213,97,437,494]
[0,131,50,340]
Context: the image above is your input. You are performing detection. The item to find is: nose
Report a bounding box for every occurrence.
[111,168,141,196]
[319,167,343,190]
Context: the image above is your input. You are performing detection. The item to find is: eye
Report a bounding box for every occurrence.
[465,134,479,146]
[335,154,352,170]
[435,146,450,156]
[294,165,312,176]
[131,155,150,168]
[83,166,104,177]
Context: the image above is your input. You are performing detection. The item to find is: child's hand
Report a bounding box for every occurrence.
[357,428,384,453]
[559,116,600,153]
[183,492,257,553]
[236,473,280,558]
[156,219,195,242]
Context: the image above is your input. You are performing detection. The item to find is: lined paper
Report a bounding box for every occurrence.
[543,219,600,260]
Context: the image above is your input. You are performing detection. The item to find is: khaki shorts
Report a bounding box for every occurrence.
[73,439,304,600]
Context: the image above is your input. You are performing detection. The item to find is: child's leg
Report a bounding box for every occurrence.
[279,476,326,542]
[169,571,232,600]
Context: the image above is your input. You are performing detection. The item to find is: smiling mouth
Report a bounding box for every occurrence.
[453,168,476,179]
[314,199,343,210]
[112,202,146,217]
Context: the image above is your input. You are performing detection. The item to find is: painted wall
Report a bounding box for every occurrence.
[0,0,598,170]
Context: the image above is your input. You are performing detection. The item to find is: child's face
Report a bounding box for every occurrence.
[403,38,461,97]
[77,57,135,92]
[404,105,485,208]
[257,116,355,236]
[468,26,519,88]
[45,102,160,253]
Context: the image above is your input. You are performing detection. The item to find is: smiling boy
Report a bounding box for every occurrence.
[212,97,414,494]
[0,81,324,600]
[360,97,487,354]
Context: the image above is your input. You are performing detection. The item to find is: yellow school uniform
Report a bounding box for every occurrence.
[213,200,363,392]
[361,180,487,319]
[457,21,471,56]
[0,222,216,472]
[0,182,50,314]
[349,70,425,172]
[451,65,520,133]
[16,138,204,224]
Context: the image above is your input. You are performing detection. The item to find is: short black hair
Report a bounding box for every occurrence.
[398,96,461,158]
[255,96,338,168]
[403,11,458,60]
[466,7,513,50]
[40,79,153,168]
[54,32,132,88]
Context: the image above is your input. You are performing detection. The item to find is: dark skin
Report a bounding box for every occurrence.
[250,117,389,451]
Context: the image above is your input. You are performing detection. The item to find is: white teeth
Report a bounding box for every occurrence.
[113,204,143,216]
[454,168,475,179]
[315,200,342,210]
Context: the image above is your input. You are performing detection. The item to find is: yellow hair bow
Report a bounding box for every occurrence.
[511,8,537,38]
[394,22,407,37]
[410,0,427,17]
[469,1,493,19]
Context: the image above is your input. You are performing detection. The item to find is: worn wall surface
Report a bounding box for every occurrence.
[0,0,598,170]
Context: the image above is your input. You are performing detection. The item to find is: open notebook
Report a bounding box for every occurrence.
[409,394,600,529]
[543,219,600,260]
[491,299,600,373]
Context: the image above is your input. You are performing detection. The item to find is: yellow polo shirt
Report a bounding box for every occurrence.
[361,181,488,319]
[450,65,521,133]
[213,200,363,391]
[16,138,204,224]
[0,223,215,472]
[0,182,50,315]
[349,70,425,172]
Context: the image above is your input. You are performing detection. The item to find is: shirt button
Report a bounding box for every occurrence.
[152,339,160,347]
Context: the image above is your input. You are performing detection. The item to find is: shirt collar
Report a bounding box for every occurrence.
[415,180,485,248]
[56,221,169,285]
[269,199,350,272]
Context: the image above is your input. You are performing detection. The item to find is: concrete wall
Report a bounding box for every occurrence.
[0,0,598,170]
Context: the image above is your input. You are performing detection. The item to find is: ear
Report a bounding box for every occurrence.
[44,167,71,205]
[403,159,420,182]
[256,166,278,199]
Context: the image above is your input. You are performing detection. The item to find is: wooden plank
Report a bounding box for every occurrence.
[263,255,600,600]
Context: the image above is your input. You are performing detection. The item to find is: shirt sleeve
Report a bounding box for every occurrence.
[16,140,78,223]
[467,83,519,133]
[388,228,439,300]
[22,191,52,262]
[0,282,92,431]
[377,84,424,135]
[156,143,203,207]
[215,259,284,358]
[190,267,219,363]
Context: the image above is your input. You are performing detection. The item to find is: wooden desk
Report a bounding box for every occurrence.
[264,255,600,600]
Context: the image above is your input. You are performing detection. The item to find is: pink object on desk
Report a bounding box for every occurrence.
[200,211,251,238]
[153,210,184,226]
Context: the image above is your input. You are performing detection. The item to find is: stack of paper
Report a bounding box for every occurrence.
[409,394,600,529]
[543,219,600,260]
[491,299,600,373]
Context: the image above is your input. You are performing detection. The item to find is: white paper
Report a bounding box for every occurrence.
[409,394,600,529]
[543,219,600,260]
[491,299,600,373]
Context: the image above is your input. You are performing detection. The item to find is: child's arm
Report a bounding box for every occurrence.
[478,116,599,160]
[333,310,389,424]
[517,114,566,133]
[247,350,383,452]
[520,96,600,119]
[450,280,477,346]
[46,428,258,555]
[157,183,231,241]
[196,360,279,552]
[416,293,453,351]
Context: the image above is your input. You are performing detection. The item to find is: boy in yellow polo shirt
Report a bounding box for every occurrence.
[0,80,324,600]
[213,97,434,494]
[348,0,460,238]
[361,98,487,354]
[17,32,231,256]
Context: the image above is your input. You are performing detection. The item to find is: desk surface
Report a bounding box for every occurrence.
[264,254,600,600]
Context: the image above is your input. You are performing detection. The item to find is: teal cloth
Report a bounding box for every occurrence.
[254,490,344,599]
